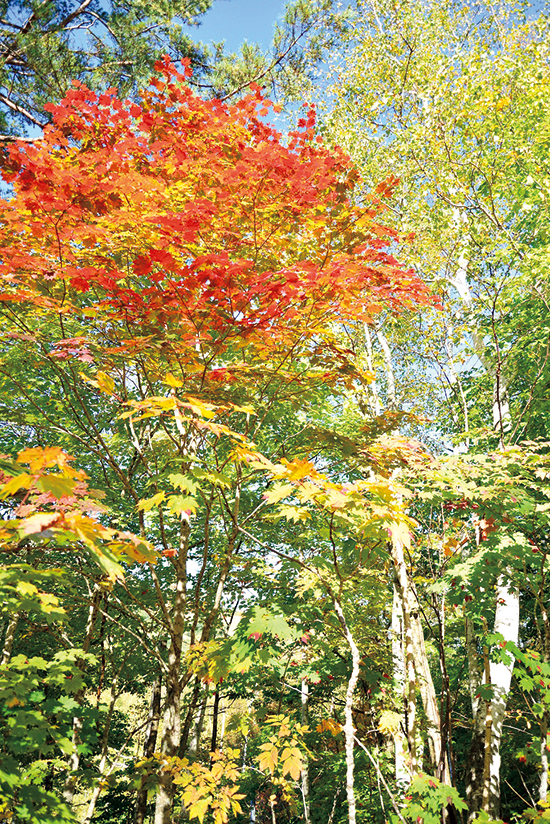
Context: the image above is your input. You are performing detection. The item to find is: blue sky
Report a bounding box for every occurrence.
[195,0,289,52]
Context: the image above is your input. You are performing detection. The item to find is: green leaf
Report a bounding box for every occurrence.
[246,607,296,641]
[166,495,197,516]
[168,474,199,495]
[36,476,76,499]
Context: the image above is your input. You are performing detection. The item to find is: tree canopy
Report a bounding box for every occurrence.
[2,3,550,824]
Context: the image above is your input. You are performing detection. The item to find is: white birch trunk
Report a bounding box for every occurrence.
[540,712,548,803]
[363,323,382,416]
[487,580,520,816]
[301,677,311,824]
[392,539,418,775]
[454,248,517,818]
[375,327,397,409]
[391,585,409,788]
[1,612,20,666]
[333,597,361,824]
[538,597,550,802]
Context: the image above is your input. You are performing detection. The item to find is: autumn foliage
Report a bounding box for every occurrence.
[0,56,430,376]
[0,57,433,824]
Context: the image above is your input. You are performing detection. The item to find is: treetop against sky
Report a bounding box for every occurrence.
[2,3,550,824]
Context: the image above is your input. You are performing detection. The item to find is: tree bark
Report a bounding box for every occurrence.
[83,667,121,824]
[301,677,311,824]
[391,585,409,788]
[540,710,548,804]
[181,678,207,758]
[63,586,101,805]
[487,581,519,816]
[392,540,418,775]
[409,603,448,780]
[134,672,162,824]
[465,583,519,819]
[532,559,550,802]
[1,611,20,666]
[375,327,397,410]
[211,684,220,754]
[392,554,448,781]
[333,597,361,824]
[154,517,189,824]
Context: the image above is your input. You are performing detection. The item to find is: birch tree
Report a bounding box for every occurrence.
[313,0,550,815]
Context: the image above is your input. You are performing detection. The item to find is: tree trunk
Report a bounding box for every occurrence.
[391,585,409,789]
[464,600,486,816]
[487,581,519,817]
[410,603,447,780]
[540,711,548,804]
[535,570,550,801]
[183,679,208,758]
[465,705,488,821]
[465,583,519,819]
[83,669,121,824]
[362,324,381,416]
[333,597,361,824]
[392,540,418,775]
[63,586,101,805]
[154,518,189,824]
[153,463,241,822]
[1,611,20,666]
[211,684,220,754]
[301,677,311,824]
[375,327,397,409]
[134,672,162,824]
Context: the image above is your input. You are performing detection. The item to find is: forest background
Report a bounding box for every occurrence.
[2,1,550,824]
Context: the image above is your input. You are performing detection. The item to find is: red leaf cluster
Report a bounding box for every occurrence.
[0,58,432,366]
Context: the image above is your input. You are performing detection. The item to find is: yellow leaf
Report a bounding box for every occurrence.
[111,534,158,565]
[18,446,70,471]
[183,397,216,418]
[0,473,32,499]
[263,483,295,504]
[389,520,411,549]
[137,492,165,511]
[79,370,116,396]
[278,504,311,523]
[326,488,349,509]
[229,403,255,415]
[316,718,342,736]
[16,581,38,597]
[165,372,183,388]
[496,96,511,110]
[189,798,210,824]
[258,745,278,774]
[282,458,318,481]
[282,753,302,781]
[96,371,116,396]
[443,537,458,557]
[19,512,60,536]
[167,495,197,516]
[378,710,402,735]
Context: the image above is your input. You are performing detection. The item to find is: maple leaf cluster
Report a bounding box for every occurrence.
[0,447,157,580]
[0,57,431,377]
